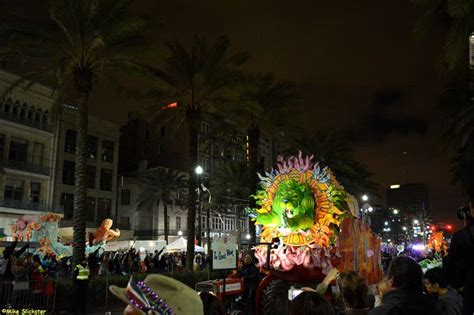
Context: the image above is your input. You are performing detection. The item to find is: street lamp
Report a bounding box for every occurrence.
[393,209,399,215]
[361,195,369,202]
[413,219,419,225]
[195,165,203,245]
[368,207,373,212]
[195,165,203,175]
[178,230,183,236]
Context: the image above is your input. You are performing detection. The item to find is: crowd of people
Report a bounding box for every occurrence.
[1,205,473,314]
[92,248,209,277]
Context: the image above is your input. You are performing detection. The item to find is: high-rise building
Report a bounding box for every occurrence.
[386,183,430,214]
[119,111,277,176]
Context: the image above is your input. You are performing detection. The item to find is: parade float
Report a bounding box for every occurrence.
[249,152,382,314]
[2,213,120,258]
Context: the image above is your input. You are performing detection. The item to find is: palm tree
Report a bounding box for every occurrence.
[294,131,377,197]
[210,162,249,247]
[136,167,187,244]
[411,0,473,72]
[0,0,155,265]
[145,35,248,271]
[235,73,297,240]
[440,70,474,203]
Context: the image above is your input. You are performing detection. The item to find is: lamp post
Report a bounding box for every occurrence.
[195,165,203,246]
[200,184,212,264]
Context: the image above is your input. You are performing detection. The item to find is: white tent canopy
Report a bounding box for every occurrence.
[165,237,205,253]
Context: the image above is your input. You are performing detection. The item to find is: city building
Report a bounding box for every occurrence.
[0,69,60,235]
[119,111,277,175]
[117,165,250,246]
[117,167,188,242]
[52,105,130,240]
[386,183,430,214]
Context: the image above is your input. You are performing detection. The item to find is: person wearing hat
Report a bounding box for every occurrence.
[110,274,204,315]
[72,259,90,314]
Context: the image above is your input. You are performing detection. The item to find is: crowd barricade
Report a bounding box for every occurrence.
[0,278,56,311]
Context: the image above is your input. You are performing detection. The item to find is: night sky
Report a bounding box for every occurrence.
[1,0,465,224]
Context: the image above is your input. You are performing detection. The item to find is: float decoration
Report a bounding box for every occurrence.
[89,218,121,245]
[4,214,118,258]
[426,231,447,254]
[250,152,351,274]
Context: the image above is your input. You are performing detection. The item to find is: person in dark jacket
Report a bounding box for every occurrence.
[238,255,260,314]
[444,204,474,315]
[369,256,439,315]
[424,267,462,315]
[1,241,29,281]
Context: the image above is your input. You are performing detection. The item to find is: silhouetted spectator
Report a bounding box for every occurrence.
[369,256,439,315]
[424,267,462,315]
[290,291,336,315]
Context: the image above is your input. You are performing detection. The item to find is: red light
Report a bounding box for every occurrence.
[445,224,453,231]
[161,102,178,110]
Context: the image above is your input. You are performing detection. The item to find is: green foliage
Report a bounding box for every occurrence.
[136,167,188,212]
[0,0,157,116]
[209,161,250,205]
[144,35,249,118]
[293,132,378,197]
[411,0,473,73]
[440,70,474,201]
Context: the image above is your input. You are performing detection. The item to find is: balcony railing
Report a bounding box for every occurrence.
[0,110,53,132]
[0,159,50,176]
[0,200,62,213]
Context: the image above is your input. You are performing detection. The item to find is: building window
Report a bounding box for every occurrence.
[120,216,130,229]
[62,160,75,185]
[224,218,234,231]
[97,198,112,223]
[240,219,246,231]
[212,217,222,230]
[86,197,96,221]
[176,216,181,231]
[64,129,76,153]
[87,136,97,159]
[32,142,44,166]
[60,193,74,219]
[0,134,4,161]
[201,215,207,229]
[160,126,165,137]
[102,140,114,163]
[87,166,96,188]
[4,178,24,202]
[9,137,28,163]
[121,189,131,205]
[100,168,113,191]
[30,182,41,203]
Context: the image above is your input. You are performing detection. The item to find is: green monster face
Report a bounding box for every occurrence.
[272,179,315,231]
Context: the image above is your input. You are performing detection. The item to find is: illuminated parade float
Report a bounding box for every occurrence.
[250,152,382,314]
